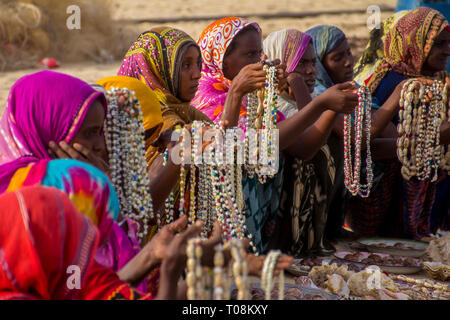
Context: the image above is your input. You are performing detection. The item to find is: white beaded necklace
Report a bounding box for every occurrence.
[398,78,449,181]
[245,61,279,184]
[104,87,154,241]
[343,86,373,197]
[261,249,284,300]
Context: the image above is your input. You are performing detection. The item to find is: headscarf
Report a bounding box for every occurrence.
[264,29,312,73]
[305,25,347,90]
[119,27,198,104]
[118,27,212,165]
[353,11,410,84]
[0,186,152,300]
[191,17,262,126]
[263,29,312,118]
[5,159,119,244]
[0,70,106,194]
[365,7,448,93]
[96,76,164,146]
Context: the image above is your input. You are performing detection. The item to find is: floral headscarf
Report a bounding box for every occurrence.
[353,11,410,85]
[366,7,448,93]
[191,17,262,126]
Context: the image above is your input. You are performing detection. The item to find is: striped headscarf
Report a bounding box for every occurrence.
[366,7,448,93]
[263,29,312,73]
[305,25,347,89]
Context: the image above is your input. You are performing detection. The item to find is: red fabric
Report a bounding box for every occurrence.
[0,186,153,300]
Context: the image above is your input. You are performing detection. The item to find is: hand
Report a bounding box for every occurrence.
[246,253,294,277]
[318,81,358,114]
[160,220,203,280]
[142,215,189,264]
[229,62,267,97]
[48,141,109,173]
[261,54,288,93]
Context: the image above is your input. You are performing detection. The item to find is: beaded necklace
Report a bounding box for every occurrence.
[261,250,284,300]
[104,87,154,241]
[398,78,449,181]
[245,61,279,184]
[343,86,373,197]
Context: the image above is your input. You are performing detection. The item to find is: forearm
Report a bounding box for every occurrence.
[148,156,181,212]
[370,94,399,138]
[221,86,245,128]
[117,249,158,287]
[284,110,338,160]
[278,97,326,150]
[155,263,180,300]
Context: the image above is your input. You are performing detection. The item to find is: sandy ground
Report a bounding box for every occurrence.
[0,0,397,112]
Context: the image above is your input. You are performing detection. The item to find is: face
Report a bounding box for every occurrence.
[222,28,263,80]
[70,99,107,161]
[292,43,318,93]
[322,38,354,84]
[178,45,202,102]
[422,29,450,76]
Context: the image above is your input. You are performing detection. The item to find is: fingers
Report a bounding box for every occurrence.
[58,141,86,160]
[335,81,356,91]
[48,141,70,159]
[176,220,202,243]
[73,143,92,159]
[168,215,188,233]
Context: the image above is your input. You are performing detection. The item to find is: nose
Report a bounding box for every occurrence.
[192,65,202,80]
[306,64,316,76]
[92,135,106,156]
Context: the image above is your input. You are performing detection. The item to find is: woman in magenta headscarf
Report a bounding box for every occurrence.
[0,71,167,293]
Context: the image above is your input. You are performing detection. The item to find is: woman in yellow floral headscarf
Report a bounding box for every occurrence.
[353,10,409,85]
[118,27,212,166]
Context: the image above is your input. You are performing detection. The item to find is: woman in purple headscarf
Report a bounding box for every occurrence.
[0,70,194,295]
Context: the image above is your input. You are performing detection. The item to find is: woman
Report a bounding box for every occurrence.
[263,29,340,256]
[192,17,358,253]
[118,28,214,233]
[353,11,410,85]
[0,71,178,293]
[349,7,450,238]
[118,27,212,165]
[0,186,205,300]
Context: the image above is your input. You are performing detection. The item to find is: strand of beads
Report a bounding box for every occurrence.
[213,244,227,300]
[343,85,373,197]
[186,238,205,300]
[228,239,249,300]
[398,79,448,181]
[104,87,154,241]
[178,127,188,217]
[244,60,279,184]
[261,250,284,300]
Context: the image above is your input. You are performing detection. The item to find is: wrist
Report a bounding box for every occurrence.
[229,83,245,99]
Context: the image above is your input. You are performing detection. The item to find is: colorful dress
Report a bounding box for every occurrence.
[192,17,285,253]
[349,8,449,239]
[0,186,153,300]
[0,71,149,292]
[263,29,337,256]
